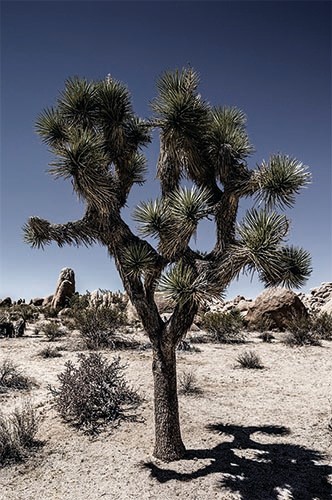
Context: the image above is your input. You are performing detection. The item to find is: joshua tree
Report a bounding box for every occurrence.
[24,69,311,461]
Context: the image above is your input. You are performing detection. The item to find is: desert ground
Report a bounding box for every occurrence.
[0,325,331,500]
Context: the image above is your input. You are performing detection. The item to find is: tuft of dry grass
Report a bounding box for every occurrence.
[0,402,40,465]
[0,359,35,393]
[236,350,264,369]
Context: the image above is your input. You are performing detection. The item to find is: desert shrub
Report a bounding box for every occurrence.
[250,316,275,333]
[284,314,321,346]
[43,306,60,319]
[68,291,91,311]
[0,402,39,465]
[258,331,275,342]
[41,321,66,341]
[311,311,332,340]
[0,360,34,393]
[50,353,141,433]
[177,340,201,353]
[38,346,62,358]
[236,350,264,369]
[178,370,202,395]
[72,307,128,349]
[202,310,246,344]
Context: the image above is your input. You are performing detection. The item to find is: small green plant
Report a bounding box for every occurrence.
[0,402,39,465]
[202,310,246,344]
[236,350,264,369]
[178,371,202,395]
[38,346,62,358]
[50,353,141,433]
[0,360,34,393]
[284,314,321,346]
[42,321,66,341]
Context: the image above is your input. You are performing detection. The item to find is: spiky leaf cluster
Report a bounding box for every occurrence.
[252,154,311,209]
[134,186,211,257]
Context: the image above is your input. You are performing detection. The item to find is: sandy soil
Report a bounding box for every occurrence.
[0,326,331,500]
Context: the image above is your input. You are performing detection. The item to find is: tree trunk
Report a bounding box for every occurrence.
[152,343,185,461]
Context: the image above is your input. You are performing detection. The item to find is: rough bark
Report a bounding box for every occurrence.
[152,343,185,461]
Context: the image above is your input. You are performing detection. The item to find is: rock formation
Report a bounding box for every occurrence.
[245,287,307,329]
[51,268,75,309]
[298,282,332,312]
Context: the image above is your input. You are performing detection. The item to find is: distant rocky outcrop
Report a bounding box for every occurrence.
[30,297,44,307]
[0,297,12,307]
[51,268,75,309]
[298,282,332,312]
[245,287,307,330]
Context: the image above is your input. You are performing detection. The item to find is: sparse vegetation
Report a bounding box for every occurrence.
[43,307,60,319]
[178,371,202,395]
[202,310,246,344]
[258,331,275,342]
[38,345,63,358]
[284,315,321,346]
[0,402,39,465]
[50,353,141,433]
[72,306,128,349]
[41,321,66,341]
[236,350,264,369]
[0,360,34,393]
[312,311,332,340]
[177,340,201,353]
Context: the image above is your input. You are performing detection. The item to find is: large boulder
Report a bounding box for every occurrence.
[320,299,332,315]
[246,287,307,330]
[51,268,75,309]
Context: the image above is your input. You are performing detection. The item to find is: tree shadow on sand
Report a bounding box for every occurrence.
[144,423,332,500]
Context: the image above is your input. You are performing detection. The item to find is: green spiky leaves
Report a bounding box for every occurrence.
[122,243,157,278]
[208,107,254,180]
[36,107,69,147]
[23,216,97,249]
[153,68,210,184]
[261,246,312,289]
[133,199,166,238]
[159,262,222,307]
[253,154,311,209]
[234,209,312,288]
[134,186,211,256]
[238,209,289,253]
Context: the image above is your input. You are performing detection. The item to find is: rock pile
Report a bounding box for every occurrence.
[298,282,332,313]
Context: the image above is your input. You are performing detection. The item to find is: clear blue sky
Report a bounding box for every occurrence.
[1,1,331,301]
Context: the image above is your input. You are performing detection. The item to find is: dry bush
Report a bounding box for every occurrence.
[38,346,62,358]
[258,331,275,342]
[41,321,66,341]
[202,310,246,344]
[236,350,264,369]
[0,402,39,465]
[50,353,141,434]
[311,311,332,340]
[72,306,132,350]
[178,371,202,395]
[284,315,321,346]
[0,360,34,393]
[177,340,201,353]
